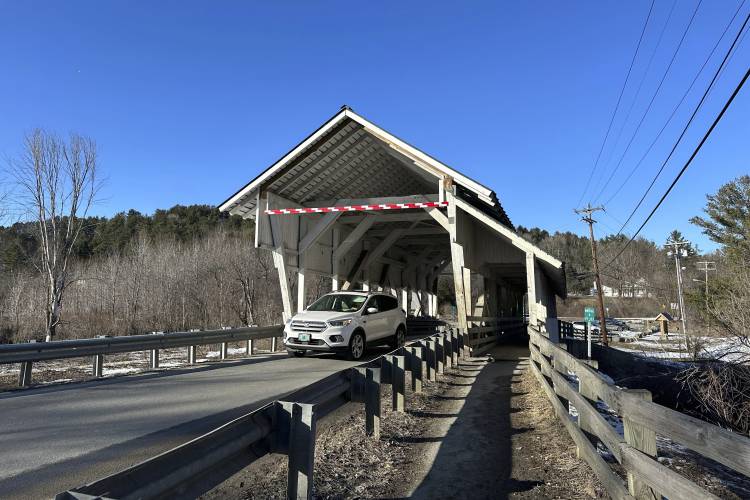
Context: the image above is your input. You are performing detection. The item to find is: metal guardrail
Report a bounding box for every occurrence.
[55,326,469,500]
[529,326,750,499]
[0,325,285,387]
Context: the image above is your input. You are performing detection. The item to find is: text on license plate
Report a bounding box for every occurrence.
[298,333,311,342]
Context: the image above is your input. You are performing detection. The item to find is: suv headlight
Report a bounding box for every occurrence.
[328,318,352,327]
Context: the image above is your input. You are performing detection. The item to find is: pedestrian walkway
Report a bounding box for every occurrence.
[408,343,604,499]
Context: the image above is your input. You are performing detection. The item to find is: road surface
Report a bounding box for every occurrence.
[0,350,377,498]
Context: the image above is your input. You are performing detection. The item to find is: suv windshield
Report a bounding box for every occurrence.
[307,294,367,313]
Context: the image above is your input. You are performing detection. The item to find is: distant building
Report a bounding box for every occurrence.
[592,278,652,298]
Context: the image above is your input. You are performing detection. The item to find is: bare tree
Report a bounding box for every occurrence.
[9,130,100,341]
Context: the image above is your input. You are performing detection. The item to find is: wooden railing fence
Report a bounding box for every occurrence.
[528,326,750,500]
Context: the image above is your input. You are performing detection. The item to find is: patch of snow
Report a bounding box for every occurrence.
[102,367,141,376]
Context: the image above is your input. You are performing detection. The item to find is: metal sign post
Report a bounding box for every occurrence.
[584,306,595,358]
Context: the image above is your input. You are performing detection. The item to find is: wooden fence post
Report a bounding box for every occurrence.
[450,330,459,366]
[381,355,394,385]
[366,368,381,438]
[407,346,424,393]
[392,355,405,412]
[276,402,316,500]
[443,333,453,370]
[426,340,437,381]
[435,336,445,375]
[623,389,658,499]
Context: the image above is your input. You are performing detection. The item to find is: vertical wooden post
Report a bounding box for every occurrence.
[366,367,381,438]
[392,355,405,412]
[450,330,459,366]
[435,336,445,375]
[408,346,424,393]
[443,332,453,370]
[623,390,658,499]
[247,339,254,356]
[272,337,278,352]
[220,342,228,360]
[576,374,596,458]
[447,188,469,343]
[188,345,197,364]
[426,340,437,381]
[381,355,394,385]
[286,403,316,500]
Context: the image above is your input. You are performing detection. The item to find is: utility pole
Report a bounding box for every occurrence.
[575,204,609,345]
[665,240,690,338]
[695,261,716,333]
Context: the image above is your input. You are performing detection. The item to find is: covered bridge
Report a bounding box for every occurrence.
[219,106,566,349]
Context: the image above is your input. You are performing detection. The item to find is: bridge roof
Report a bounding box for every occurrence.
[218,106,512,227]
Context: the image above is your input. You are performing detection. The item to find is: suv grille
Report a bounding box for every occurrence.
[291,320,327,333]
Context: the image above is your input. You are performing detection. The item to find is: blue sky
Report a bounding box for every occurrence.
[1,1,748,251]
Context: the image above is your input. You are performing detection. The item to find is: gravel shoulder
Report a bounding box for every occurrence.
[205,344,606,499]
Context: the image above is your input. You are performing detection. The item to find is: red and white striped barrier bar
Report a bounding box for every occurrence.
[265,201,449,215]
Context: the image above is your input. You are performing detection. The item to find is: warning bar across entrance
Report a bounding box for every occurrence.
[265,201,449,215]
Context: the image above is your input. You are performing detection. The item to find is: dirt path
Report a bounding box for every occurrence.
[207,344,605,499]
[407,345,605,499]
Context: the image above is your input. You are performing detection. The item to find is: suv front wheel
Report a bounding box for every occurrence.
[347,331,366,360]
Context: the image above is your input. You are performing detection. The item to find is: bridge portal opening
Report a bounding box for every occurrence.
[220,107,566,351]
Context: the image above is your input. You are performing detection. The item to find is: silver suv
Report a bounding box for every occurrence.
[283,291,407,360]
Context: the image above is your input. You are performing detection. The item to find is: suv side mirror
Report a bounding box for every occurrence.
[366,307,378,315]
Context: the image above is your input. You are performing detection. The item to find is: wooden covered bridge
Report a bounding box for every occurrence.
[219,106,566,348]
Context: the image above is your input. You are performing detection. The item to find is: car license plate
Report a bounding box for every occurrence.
[298,333,310,342]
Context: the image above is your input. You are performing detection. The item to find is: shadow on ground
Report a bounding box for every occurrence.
[408,339,542,500]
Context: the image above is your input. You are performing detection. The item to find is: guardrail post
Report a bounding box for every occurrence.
[19,361,32,387]
[392,355,405,412]
[381,355,394,385]
[92,354,103,378]
[443,333,453,370]
[435,336,445,375]
[150,349,159,369]
[187,345,197,364]
[220,343,228,360]
[272,337,277,352]
[351,367,381,438]
[247,339,254,356]
[426,340,437,381]
[274,401,316,500]
[365,367,381,438]
[450,330,459,366]
[407,346,423,393]
[623,390,658,499]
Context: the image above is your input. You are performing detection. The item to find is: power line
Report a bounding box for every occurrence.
[591,0,679,196]
[575,0,656,209]
[602,0,748,206]
[612,10,750,238]
[592,0,703,203]
[604,0,747,207]
[603,62,750,270]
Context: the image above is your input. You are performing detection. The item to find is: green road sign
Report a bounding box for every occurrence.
[584,306,596,323]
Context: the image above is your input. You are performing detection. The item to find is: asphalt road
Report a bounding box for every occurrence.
[0,350,379,499]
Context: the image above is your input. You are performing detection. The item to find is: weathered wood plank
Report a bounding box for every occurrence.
[529,358,633,500]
